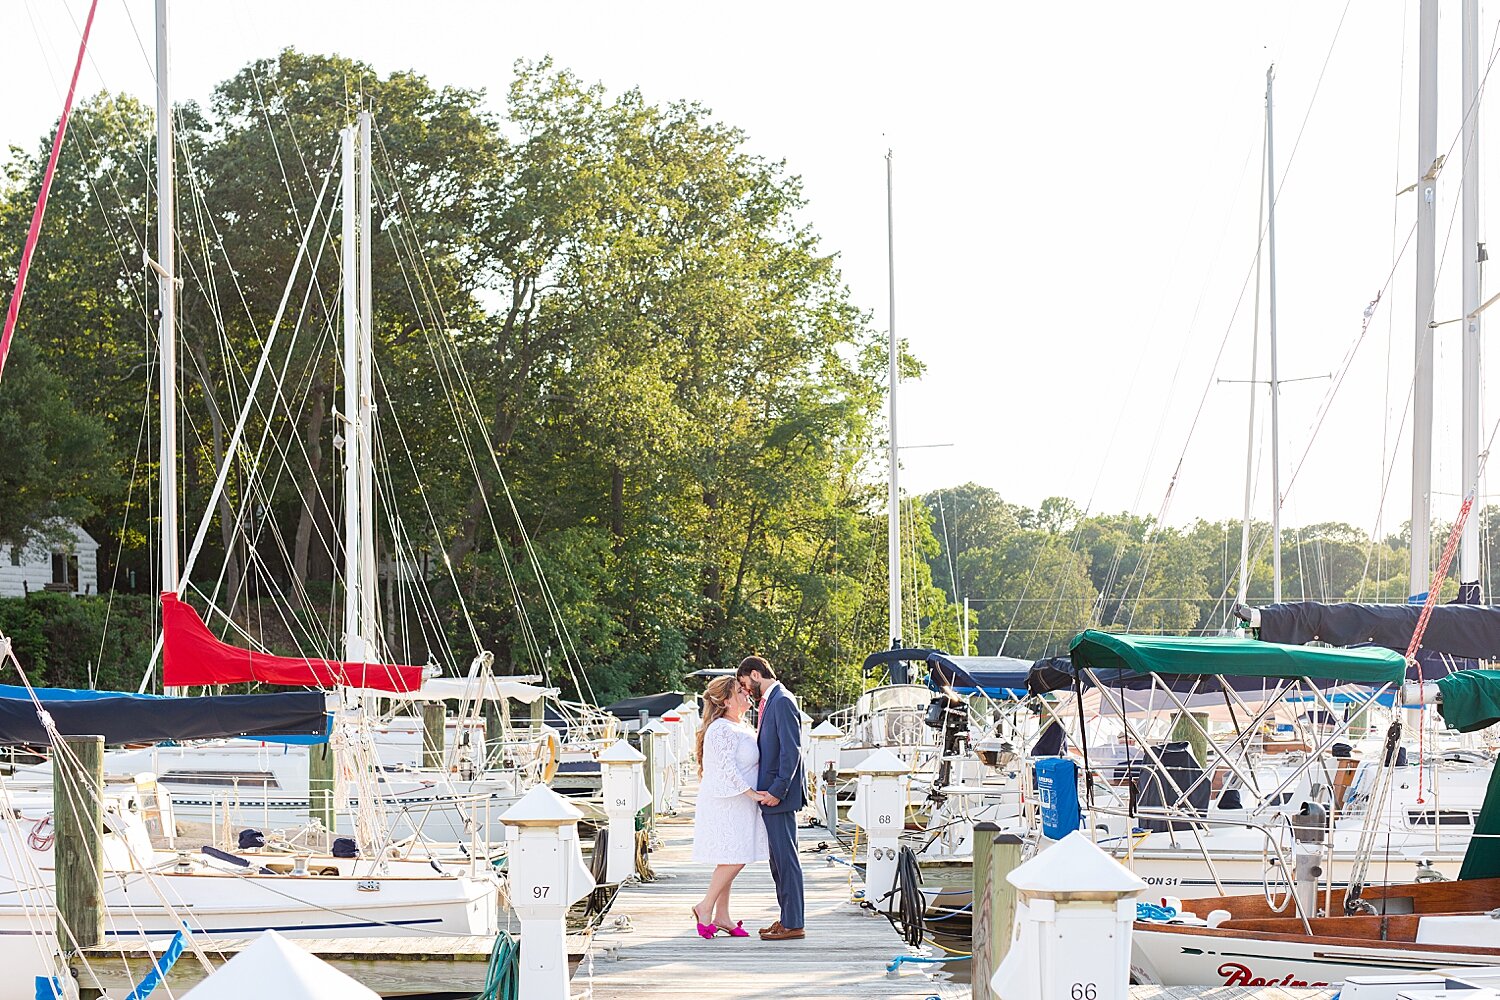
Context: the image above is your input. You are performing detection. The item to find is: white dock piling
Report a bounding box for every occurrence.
[499,785,597,1000]
[598,739,648,884]
[991,831,1145,1000]
[640,721,677,813]
[850,747,908,912]
[810,720,844,828]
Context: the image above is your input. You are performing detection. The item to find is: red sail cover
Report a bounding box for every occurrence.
[161,593,424,692]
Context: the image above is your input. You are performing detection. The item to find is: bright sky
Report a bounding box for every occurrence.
[2,1,1495,536]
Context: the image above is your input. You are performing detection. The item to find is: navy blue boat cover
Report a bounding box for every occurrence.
[861,647,953,685]
[924,654,1031,697]
[1256,601,1500,664]
[604,692,687,721]
[0,687,328,746]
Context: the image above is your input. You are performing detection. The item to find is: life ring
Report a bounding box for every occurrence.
[539,727,561,785]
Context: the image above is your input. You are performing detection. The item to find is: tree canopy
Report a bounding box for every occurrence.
[0,52,909,708]
[0,52,1479,710]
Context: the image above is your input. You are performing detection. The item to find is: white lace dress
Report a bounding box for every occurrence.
[692,717,770,864]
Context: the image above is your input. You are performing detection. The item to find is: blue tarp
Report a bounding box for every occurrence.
[0,685,331,745]
[0,688,328,746]
[1284,689,1400,707]
[123,927,186,1000]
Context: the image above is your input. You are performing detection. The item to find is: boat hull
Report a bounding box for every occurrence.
[1132,922,1500,987]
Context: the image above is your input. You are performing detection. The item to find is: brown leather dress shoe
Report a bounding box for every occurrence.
[758,920,782,937]
[760,924,805,941]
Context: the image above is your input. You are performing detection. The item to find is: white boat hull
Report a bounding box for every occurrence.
[1132,924,1500,987]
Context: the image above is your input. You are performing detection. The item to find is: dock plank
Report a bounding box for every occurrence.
[76,932,590,994]
[575,783,965,999]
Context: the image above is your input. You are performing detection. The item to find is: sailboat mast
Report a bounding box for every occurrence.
[358,112,378,651]
[885,150,901,649]
[1410,0,1439,602]
[1460,0,1482,596]
[1265,65,1283,605]
[341,124,363,661]
[1237,74,1270,609]
[155,0,178,601]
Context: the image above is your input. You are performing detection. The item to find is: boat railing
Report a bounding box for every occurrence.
[825,705,856,733]
[1091,803,1317,933]
[1079,669,1408,837]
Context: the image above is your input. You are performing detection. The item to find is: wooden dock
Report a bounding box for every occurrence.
[76,931,591,995]
[576,783,966,999]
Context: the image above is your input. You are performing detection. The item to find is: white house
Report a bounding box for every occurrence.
[0,523,99,598]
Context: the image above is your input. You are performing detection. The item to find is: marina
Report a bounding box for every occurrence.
[580,784,966,1000]
[6,1,1500,998]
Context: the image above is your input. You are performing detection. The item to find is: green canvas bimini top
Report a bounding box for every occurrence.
[1068,629,1408,685]
[1436,669,1500,734]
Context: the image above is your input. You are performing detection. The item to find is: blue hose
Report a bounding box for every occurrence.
[887,954,971,973]
[923,903,972,921]
[474,933,519,1000]
[1135,902,1178,922]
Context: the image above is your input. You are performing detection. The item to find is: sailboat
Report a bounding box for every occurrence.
[125,111,594,845]
[0,16,526,996]
[1127,0,1500,985]
[1130,667,1500,987]
[829,152,940,769]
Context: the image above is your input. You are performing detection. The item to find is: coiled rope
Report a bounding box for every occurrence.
[585,826,613,917]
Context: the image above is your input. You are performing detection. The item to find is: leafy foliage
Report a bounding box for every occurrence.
[0,53,903,709]
[5,54,1464,712]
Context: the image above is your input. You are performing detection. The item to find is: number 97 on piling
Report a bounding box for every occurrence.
[500,785,599,1000]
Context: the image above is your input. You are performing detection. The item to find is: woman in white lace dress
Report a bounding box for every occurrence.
[690,675,770,938]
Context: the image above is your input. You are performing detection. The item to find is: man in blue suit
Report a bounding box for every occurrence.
[737,655,806,940]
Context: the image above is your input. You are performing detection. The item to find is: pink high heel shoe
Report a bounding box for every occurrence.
[692,907,718,939]
[716,920,750,938]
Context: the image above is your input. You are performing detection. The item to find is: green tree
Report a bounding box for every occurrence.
[0,340,117,546]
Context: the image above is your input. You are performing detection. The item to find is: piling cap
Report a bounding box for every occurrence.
[597,740,647,765]
[180,929,378,999]
[811,720,845,738]
[853,747,908,776]
[500,784,584,828]
[1005,831,1146,898]
[640,720,669,735]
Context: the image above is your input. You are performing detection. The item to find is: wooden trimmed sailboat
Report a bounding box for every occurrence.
[1131,668,1500,987]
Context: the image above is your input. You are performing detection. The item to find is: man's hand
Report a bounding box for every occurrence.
[761,793,780,807]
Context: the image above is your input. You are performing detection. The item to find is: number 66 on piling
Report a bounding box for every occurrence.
[988,832,1147,1000]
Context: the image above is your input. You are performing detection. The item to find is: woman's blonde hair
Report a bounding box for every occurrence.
[695,675,739,777]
